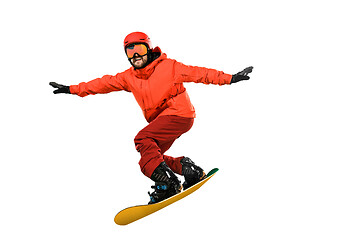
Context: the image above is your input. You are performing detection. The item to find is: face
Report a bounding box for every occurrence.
[130,54,148,69]
[126,43,149,69]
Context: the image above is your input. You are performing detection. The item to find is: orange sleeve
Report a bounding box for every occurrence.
[173,61,232,85]
[69,72,130,97]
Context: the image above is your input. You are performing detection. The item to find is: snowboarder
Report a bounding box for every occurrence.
[50,32,253,204]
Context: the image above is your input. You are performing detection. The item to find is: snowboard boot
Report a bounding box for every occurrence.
[148,162,183,204]
[180,157,206,190]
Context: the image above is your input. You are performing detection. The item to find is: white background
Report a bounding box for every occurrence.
[1,0,359,239]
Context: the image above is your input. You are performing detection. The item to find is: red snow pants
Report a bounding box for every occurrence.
[134,115,194,178]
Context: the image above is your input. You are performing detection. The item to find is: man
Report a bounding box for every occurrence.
[50,32,253,204]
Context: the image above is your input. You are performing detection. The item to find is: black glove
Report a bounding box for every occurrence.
[49,82,71,94]
[231,66,254,84]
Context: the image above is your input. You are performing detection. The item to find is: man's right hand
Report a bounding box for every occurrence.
[49,82,71,94]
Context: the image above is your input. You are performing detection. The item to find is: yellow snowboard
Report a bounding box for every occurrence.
[114,168,219,225]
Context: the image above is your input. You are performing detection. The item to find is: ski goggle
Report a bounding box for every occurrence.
[125,43,148,59]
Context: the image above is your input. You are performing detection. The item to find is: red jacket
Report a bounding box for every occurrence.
[70,50,232,122]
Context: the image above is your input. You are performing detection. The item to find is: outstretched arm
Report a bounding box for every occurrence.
[49,72,130,97]
[174,61,253,85]
[174,61,232,85]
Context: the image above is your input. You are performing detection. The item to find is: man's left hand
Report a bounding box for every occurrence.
[231,66,253,84]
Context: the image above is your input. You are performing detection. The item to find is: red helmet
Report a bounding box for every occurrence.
[123,32,152,49]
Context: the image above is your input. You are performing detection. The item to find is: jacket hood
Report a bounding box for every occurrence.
[131,47,166,79]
